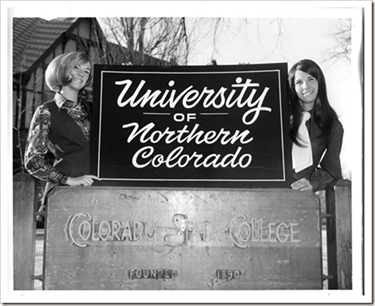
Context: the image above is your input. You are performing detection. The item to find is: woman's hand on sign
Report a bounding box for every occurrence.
[291,178,313,191]
[66,175,101,187]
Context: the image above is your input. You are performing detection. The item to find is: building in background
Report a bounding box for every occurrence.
[13,17,168,175]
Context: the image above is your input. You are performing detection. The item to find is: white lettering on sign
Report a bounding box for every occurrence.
[66,213,300,249]
[115,77,271,125]
[122,120,254,169]
[132,146,252,169]
[114,77,273,171]
[122,122,253,145]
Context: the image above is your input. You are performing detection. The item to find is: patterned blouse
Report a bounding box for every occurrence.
[24,93,91,185]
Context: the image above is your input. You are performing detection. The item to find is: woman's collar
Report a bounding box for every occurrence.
[54,92,79,109]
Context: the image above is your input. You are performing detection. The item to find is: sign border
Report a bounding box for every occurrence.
[91,64,293,188]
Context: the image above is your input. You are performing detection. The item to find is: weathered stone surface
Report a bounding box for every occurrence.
[44,187,322,290]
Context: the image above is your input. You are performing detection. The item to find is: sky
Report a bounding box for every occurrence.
[1,1,372,303]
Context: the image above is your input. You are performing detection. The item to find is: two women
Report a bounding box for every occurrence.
[288,59,344,192]
[25,54,343,195]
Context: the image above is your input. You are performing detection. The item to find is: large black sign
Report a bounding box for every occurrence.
[91,64,292,188]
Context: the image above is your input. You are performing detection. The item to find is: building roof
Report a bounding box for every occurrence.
[13,17,77,75]
[13,17,174,76]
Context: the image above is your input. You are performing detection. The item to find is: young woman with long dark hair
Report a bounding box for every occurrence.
[288,59,343,191]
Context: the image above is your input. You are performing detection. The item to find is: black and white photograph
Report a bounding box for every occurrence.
[1,0,372,304]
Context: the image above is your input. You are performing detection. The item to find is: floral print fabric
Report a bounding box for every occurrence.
[24,93,90,184]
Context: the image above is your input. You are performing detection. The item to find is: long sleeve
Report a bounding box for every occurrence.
[309,119,344,191]
[24,105,67,184]
[308,168,336,192]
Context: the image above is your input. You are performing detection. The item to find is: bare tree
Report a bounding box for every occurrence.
[101,17,190,65]
[325,19,352,64]
[197,17,353,67]
[100,17,295,66]
[196,18,288,64]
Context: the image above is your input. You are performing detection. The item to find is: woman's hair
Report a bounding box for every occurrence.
[288,59,338,146]
[45,51,93,94]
